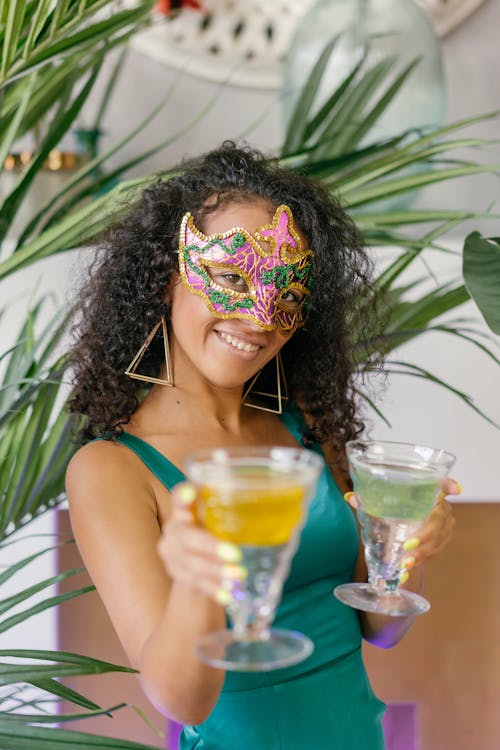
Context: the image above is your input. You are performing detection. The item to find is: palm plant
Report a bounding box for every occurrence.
[0,306,168,746]
[0,302,73,539]
[0,0,153,241]
[279,39,500,423]
[0,538,162,750]
[0,0,217,280]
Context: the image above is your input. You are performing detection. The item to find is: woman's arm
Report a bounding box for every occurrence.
[66,441,227,724]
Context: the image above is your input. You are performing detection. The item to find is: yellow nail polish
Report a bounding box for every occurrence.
[403,537,420,552]
[216,542,242,564]
[456,482,463,494]
[215,588,233,606]
[344,492,355,502]
[177,483,196,504]
[222,564,248,581]
[402,556,415,569]
[399,571,410,585]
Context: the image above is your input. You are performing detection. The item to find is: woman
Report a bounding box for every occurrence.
[66,143,457,749]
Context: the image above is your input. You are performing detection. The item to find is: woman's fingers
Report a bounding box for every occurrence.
[157,481,246,605]
[440,477,462,496]
[415,496,456,559]
[402,490,457,568]
[344,491,358,509]
[170,481,197,520]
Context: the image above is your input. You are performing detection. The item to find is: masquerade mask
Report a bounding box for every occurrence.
[178,204,313,334]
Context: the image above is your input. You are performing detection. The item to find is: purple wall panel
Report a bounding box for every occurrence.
[383,703,417,750]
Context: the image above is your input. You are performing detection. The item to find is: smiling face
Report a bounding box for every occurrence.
[169,200,311,390]
[178,201,313,335]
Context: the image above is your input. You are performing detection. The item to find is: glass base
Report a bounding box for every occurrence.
[195,628,314,671]
[333,582,431,617]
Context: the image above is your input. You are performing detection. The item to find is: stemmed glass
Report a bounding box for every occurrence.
[334,440,455,617]
[184,446,324,671]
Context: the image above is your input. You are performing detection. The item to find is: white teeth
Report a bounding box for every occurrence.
[218,331,259,352]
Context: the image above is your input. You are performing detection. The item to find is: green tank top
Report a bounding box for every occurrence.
[115,406,385,749]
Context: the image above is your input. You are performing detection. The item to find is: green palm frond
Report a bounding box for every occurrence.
[385,360,498,428]
[0,1,154,89]
[0,300,75,539]
[0,722,162,749]
[280,42,498,426]
[0,538,163,746]
[0,0,155,245]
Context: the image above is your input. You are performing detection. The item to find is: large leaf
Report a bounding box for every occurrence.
[463,232,500,334]
[0,0,155,260]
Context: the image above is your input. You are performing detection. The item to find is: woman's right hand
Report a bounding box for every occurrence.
[157,482,247,606]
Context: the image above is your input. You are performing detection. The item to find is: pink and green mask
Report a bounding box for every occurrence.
[177,204,313,335]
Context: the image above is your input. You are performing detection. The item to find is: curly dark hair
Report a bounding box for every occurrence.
[68,142,383,450]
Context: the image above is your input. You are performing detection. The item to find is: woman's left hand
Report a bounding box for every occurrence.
[345,478,460,572]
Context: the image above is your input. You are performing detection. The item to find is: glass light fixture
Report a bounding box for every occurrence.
[284,0,446,145]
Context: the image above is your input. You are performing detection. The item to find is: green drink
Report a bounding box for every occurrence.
[334,440,455,617]
[352,462,442,522]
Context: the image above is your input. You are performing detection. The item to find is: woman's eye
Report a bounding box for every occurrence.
[280,290,303,307]
[222,274,247,289]
[207,268,249,292]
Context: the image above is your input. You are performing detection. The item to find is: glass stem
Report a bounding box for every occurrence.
[227,595,272,641]
[368,574,401,595]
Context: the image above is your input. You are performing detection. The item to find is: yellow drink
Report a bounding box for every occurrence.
[198,474,306,546]
[186,447,324,671]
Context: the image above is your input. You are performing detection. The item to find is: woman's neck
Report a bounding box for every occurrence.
[134,373,252,438]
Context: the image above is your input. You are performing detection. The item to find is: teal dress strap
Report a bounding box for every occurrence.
[279,404,304,444]
[115,433,186,491]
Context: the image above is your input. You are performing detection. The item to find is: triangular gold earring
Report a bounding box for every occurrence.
[125,316,174,386]
[241,353,288,414]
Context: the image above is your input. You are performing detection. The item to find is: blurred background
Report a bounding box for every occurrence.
[0,2,498,749]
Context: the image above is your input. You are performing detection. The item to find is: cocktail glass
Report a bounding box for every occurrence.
[184,446,324,671]
[334,440,455,617]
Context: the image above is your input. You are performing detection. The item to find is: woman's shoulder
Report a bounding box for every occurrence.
[67,436,133,474]
[65,437,157,511]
